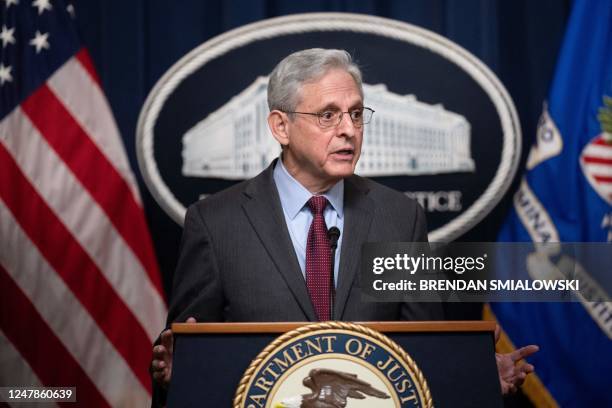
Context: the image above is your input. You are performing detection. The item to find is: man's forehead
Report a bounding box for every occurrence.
[298,69,363,108]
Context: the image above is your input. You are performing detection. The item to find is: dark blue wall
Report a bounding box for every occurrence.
[74,0,571,303]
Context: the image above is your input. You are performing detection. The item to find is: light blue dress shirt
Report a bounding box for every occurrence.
[273,158,344,287]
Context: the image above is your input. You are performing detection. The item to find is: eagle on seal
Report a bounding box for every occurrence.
[274,368,390,408]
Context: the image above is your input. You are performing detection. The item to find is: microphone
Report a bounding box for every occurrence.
[328,227,340,250]
[327,227,341,320]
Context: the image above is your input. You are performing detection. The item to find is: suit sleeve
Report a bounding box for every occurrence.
[400,201,445,321]
[166,203,225,325]
[410,199,429,243]
[151,206,224,408]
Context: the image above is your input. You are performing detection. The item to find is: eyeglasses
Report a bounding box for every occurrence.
[283,107,375,128]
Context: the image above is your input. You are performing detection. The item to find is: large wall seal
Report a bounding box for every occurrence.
[136,13,521,242]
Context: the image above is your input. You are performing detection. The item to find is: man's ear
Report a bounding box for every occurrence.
[268,110,290,147]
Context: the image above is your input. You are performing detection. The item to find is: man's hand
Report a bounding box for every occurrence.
[151,317,196,388]
[495,325,539,395]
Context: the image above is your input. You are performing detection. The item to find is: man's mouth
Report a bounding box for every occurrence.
[332,148,355,159]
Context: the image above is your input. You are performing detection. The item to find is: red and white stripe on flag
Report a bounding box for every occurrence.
[580,135,612,203]
[0,49,167,407]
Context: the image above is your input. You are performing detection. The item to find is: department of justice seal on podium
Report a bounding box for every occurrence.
[234,322,432,408]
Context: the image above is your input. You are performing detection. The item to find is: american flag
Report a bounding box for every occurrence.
[0,1,167,406]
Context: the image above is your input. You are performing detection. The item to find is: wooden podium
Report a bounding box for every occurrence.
[168,321,502,407]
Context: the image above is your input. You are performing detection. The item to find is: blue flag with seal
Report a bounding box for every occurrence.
[491,0,612,406]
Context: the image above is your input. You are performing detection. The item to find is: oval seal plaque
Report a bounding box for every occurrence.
[234,322,432,408]
[137,12,521,241]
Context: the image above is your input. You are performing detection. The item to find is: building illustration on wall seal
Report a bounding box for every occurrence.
[182,76,475,180]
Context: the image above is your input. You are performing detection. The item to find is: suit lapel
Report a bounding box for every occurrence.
[334,176,374,319]
[241,162,317,321]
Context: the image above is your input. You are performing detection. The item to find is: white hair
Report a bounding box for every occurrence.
[267,48,363,113]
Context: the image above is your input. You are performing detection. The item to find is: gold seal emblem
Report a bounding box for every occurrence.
[234,322,432,408]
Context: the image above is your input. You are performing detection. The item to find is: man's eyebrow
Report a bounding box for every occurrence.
[317,103,341,112]
[317,101,364,111]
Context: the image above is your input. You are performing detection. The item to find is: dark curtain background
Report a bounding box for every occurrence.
[74,1,572,406]
[74,0,570,296]
[75,0,571,297]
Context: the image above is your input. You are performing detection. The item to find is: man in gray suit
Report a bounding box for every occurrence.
[151,48,537,398]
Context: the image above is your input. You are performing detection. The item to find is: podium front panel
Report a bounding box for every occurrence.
[168,325,502,407]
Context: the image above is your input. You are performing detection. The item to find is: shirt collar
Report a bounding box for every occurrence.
[273,156,344,220]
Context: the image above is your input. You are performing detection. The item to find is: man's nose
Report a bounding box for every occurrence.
[337,112,357,137]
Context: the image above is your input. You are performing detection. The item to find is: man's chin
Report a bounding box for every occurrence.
[325,163,356,179]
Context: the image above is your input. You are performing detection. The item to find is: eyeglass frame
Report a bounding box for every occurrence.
[281,107,375,128]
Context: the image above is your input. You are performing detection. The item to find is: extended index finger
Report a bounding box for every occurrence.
[511,345,539,362]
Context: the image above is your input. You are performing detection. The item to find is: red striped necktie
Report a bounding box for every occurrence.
[305,196,332,321]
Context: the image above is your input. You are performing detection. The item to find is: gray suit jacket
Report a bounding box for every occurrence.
[166,161,443,324]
